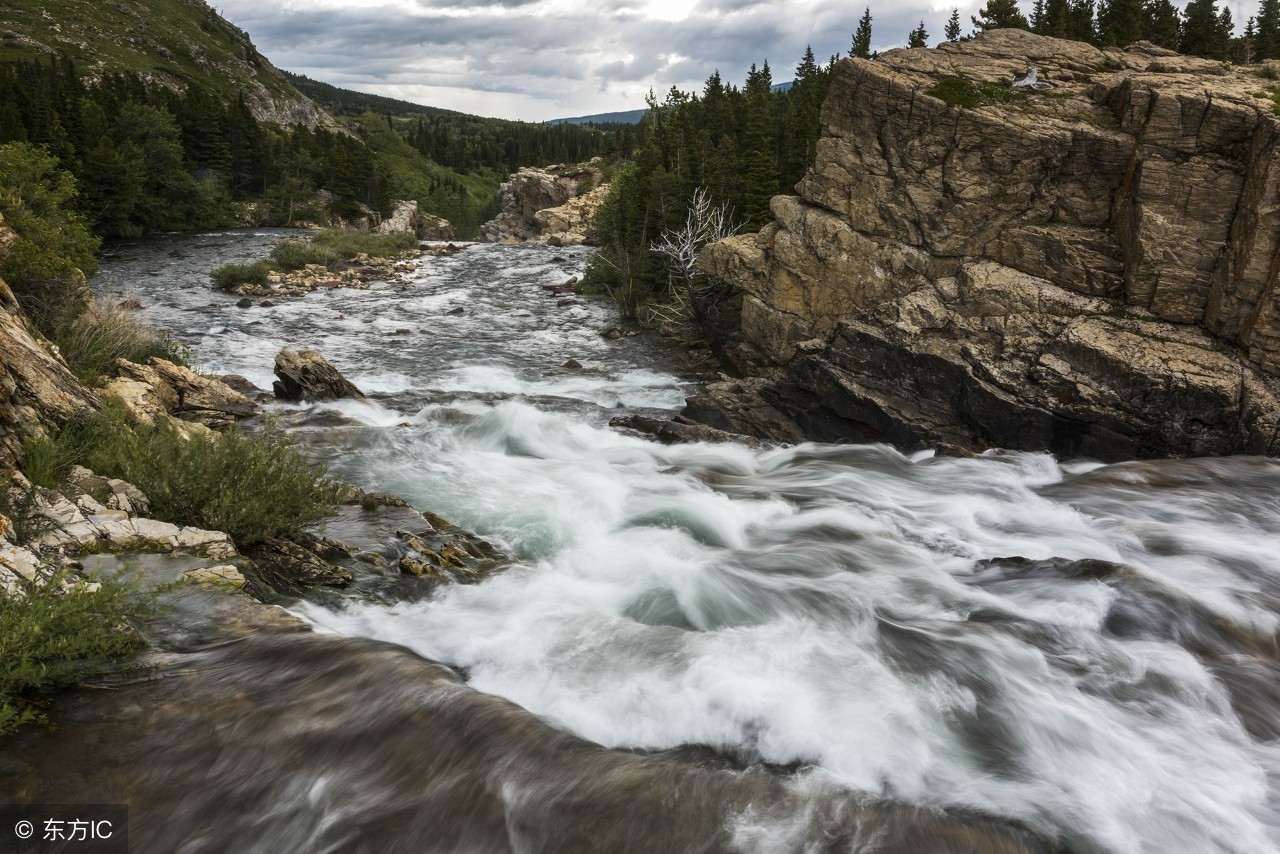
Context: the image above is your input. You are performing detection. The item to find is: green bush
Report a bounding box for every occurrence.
[209,259,278,291]
[0,142,102,337]
[269,228,418,272]
[0,568,146,735]
[55,301,189,384]
[927,77,1018,109]
[55,404,337,547]
[268,239,340,271]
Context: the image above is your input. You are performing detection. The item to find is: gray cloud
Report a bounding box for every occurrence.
[221,0,1240,121]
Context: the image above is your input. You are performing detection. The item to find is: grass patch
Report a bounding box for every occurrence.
[928,77,1020,109]
[269,229,419,273]
[55,300,189,384]
[40,403,338,547]
[0,567,147,735]
[210,259,278,291]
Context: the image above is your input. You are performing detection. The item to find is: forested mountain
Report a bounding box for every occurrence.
[286,72,629,176]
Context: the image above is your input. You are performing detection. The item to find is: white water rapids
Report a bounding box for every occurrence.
[93,232,1280,853]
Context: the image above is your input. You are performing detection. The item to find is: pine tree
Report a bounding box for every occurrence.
[1098,0,1144,45]
[1180,0,1233,57]
[973,0,1031,31]
[1143,0,1182,47]
[908,21,930,46]
[946,8,963,39]
[1068,0,1099,42]
[852,8,874,59]
[1257,0,1280,59]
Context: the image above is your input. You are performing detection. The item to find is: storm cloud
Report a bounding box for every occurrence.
[216,0,1252,121]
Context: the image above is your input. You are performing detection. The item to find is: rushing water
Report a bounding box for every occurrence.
[17,231,1280,852]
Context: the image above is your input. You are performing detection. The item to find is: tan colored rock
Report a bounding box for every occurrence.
[183,564,246,588]
[111,358,257,429]
[273,348,365,402]
[699,32,1280,458]
[0,215,99,468]
[481,162,605,243]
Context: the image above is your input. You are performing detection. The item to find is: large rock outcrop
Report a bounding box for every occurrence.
[698,31,1280,459]
[481,163,605,245]
[0,214,98,468]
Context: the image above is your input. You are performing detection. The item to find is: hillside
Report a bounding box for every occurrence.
[286,72,625,176]
[0,0,328,126]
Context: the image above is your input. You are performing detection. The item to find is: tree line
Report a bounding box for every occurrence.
[0,57,512,240]
[857,0,1275,63]
[586,47,834,326]
[285,71,628,176]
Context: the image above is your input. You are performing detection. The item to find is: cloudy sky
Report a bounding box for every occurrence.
[216,0,1249,122]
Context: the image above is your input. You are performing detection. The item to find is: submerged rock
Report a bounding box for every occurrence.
[272,348,365,402]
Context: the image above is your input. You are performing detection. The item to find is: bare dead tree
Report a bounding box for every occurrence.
[648,188,742,339]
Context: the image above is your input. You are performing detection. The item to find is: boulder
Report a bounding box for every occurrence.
[480,162,605,244]
[108,358,258,429]
[376,200,421,236]
[272,348,365,402]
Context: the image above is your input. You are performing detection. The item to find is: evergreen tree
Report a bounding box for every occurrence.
[946,8,963,39]
[1257,0,1280,59]
[1143,0,1183,47]
[908,21,930,46]
[973,0,1031,31]
[1068,0,1099,42]
[1033,0,1073,36]
[1098,0,1144,45]
[852,8,874,58]
[1180,0,1233,57]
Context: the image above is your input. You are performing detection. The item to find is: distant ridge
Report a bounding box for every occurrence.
[548,108,648,126]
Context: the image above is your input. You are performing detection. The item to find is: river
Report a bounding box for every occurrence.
[7,230,1280,853]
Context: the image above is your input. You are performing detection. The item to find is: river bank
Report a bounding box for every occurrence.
[3,231,1280,852]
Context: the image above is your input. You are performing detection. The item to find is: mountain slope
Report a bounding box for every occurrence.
[0,0,328,126]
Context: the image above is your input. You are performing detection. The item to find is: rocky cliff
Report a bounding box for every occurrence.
[698,30,1280,459]
[481,163,606,245]
[0,214,97,469]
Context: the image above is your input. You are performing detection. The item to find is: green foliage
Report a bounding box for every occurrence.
[0,567,146,735]
[588,50,833,318]
[1181,0,1235,57]
[909,21,931,47]
[55,301,190,384]
[946,9,964,40]
[973,0,1032,30]
[928,77,1019,108]
[55,404,337,547]
[210,259,278,290]
[0,141,100,334]
[853,8,875,59]
[267,228,418,273]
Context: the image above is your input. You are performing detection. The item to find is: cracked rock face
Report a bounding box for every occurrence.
[698,30,1280,459]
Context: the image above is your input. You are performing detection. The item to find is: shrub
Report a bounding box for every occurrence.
[57,404,337,547]
[270,229,418,272]
[55,300,189,384]
[0,568,146,735]
[0,142,101,337]
[210,259,278,291]
[927,77,1018,109]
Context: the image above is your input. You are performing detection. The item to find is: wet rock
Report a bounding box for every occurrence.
[446,307,465,316]
[258,299,275,308]
[247,535,354,589]
[272,348,365,402]
[562,358,583,370]
[236,298,253,308]
[610,414,763,447]
[182,564,246,589]
[216,374,260,395]
[118,299,144,310]
[600,326,623,340]
[557,299,576,307]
